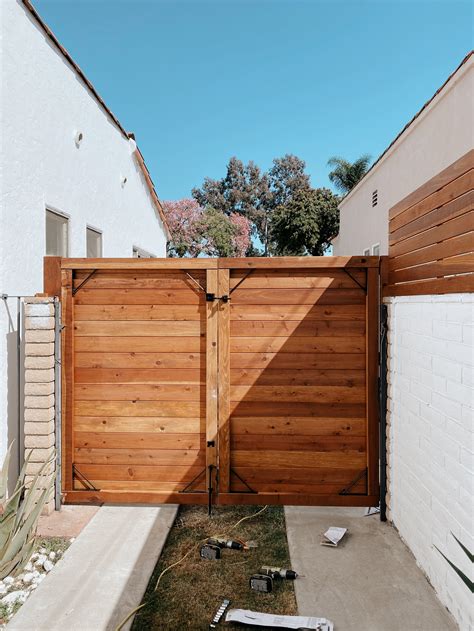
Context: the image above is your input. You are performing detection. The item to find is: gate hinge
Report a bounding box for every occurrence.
[206,293,230,303]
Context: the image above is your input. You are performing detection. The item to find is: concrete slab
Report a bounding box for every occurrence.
[9,504,178,631]
[36,505,99,538]
[285,506,457,631]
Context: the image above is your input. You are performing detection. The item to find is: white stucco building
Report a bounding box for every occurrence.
[0,0,169,475]
[332,52,473,256]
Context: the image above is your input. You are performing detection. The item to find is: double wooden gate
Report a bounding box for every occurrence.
[57,256,380,507]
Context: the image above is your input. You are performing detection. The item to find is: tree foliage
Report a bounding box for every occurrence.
[270,187,339,256]
[192,154,311,254]
[327,154,372,194]
[163,199,251,258]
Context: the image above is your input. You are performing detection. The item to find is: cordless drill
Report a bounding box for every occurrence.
[260,565,298,580]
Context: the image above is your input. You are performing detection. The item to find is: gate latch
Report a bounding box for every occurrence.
[206,293,230,303]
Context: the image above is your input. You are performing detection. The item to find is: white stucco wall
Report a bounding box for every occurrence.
[0,0,167,470]
[332,55,474,255]
[386,294,473,630]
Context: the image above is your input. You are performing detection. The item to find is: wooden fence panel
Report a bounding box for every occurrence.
[385,150,474,296]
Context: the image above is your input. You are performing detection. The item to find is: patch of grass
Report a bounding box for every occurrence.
[34,537,70,557]
[132,505,297,631]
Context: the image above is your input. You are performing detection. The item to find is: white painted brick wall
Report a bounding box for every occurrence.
[386,294,473,631]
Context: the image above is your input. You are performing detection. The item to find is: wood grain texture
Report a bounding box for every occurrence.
[217,269,231,492]
[387,154,474,296]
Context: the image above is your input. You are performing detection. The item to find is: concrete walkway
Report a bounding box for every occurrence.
[9,505,178,631]
[285,507,457,631]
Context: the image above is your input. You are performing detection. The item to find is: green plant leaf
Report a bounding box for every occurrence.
[435,546,474,593]
[0,444,12,506]
[451,533,474,563]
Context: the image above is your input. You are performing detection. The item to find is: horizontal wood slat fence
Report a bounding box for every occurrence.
[385,150,474,296]
[45,256,380,508]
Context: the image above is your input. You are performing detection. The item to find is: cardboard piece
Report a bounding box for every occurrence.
[225,609,333,630]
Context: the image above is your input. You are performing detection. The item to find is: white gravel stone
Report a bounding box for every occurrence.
[48,551,56,561]
[30,553,39,562]
[43,560,54,573]
[0,584,7,595]
[23,572,36,584]
[24,562,33,572]
[3,577,14,586]
[34,554,47,567]
[69,538,75,543]
[1,590,27,605]
[39,548,47,554]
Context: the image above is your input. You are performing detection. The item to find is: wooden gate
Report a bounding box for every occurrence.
[55,256,380,507]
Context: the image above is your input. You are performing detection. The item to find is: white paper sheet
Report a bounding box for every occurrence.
[321,526,348,546]
[225,608,334,630]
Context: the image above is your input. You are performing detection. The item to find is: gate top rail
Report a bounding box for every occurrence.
[57,255,380,271]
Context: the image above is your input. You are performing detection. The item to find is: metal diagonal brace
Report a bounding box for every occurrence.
[180,467,207,494]
[73,464,99,491]
[230,468,257,494]
[339,468,368,496]
[342,268,367,292]
[229,269,256,295]
[72,269,98,295]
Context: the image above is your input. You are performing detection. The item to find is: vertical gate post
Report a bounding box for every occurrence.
[217,269,230,492]
[366,266,380,497]
[61,269,74,493]
[206,270,219,502]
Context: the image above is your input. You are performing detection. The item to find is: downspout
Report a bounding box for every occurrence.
[379,303,388,522]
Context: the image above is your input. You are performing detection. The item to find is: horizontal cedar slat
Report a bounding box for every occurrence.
[230,352,365,370]
[74,305,204,321]
[231,434,365,452]
[74,417,204,433]
[75,401,205,417]
[229,271,366,289]
[230,320,365,337]
[389,150,474,220]
[389,257,473,284]
[74,338,205,353]
[390,211,473,258]
[73,464,205,482]
[74,289,203,305]
[75,384,204,401]
[75,368,205,384]
[74,321,204,337]
[233,466,362,483]
[73,480,205,492]
[218,256,378,268]
[229,385,365,404]
[74,432,204,450]
[388,233,473,271]
[229,401,366,417]
[231,450,366,468]
[390,169,473,233]
[230,368,365,386]
[230,304,366,321]
[73,271,206,290]
[230,337,365,354]
[75,448,204,466]
[389,190,474,245]
[75,352,203,369]
[384,275,474,296]
[231,416,366,436]
[230,288,365,305]
[63,258,217,269]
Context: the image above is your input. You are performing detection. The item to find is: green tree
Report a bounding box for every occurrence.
[327,154,372,194]
[270,188,339,256]
[192,154,311,254]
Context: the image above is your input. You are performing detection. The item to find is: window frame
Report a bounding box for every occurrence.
[133,245,156,259]
[45,208,69,257]
[86,225,103,258]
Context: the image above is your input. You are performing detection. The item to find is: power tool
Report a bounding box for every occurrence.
[260,565,298,580]
[249,574,273,593]
[200,537,244,560]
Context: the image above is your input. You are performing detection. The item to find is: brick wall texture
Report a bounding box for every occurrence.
[24,297,56,514]
[386,293,473,630]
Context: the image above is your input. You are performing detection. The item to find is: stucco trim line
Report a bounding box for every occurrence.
[133,147,171,240]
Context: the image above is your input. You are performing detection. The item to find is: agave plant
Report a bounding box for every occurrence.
[435,533,474,593]
[0,445,54,579]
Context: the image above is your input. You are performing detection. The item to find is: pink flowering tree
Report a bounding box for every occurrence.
[163,199,251,257]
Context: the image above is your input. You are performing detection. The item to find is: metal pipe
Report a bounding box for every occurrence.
[16,297,21,475]
[379,303,388,522]
[54,298,62,511]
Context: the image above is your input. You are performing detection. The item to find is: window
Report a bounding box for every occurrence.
[133,246,156,258]
[86,227,102,258]
[372,243,380,256]
[46,210,68,256]
[372,190,378,207]
[363,248,370,256]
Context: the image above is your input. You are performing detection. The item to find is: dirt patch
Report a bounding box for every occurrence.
[132,505,297,630]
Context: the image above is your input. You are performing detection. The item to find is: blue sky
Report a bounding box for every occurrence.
[36,0,472,200]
